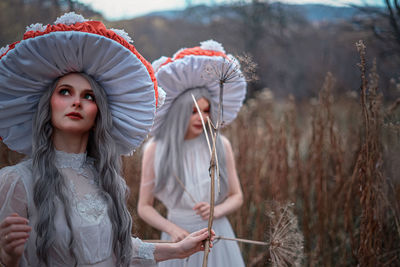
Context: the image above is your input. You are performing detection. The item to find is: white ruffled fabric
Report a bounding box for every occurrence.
[0,151,156,266]
[25,23,47,33]
[54,12,88,25]
[0,30,156,155]
[200,40,225,53]
[157,86,167,107]
[152,56,170,73]
[0,45,9,56]
[110,28,134,43]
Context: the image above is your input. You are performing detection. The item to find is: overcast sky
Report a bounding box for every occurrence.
[78,0,384,21]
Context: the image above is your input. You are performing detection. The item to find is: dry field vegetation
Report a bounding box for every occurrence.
[0,43,399,266]
[124,42,400,266]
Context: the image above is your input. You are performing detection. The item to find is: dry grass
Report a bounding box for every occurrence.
[0,42,399,266]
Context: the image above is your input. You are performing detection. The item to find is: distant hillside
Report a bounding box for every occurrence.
[280,3,361,22]
[145,3,364,23]
[109,1,396,101]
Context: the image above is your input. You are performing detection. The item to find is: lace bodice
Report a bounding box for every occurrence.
[55,150,108,225]
[0,150,156,266]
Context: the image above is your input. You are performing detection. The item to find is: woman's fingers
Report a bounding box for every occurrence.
[0,214,31,251]
[173,234,186,243]
[3,238,28,252]
[193,228,208,236]
[4,232,30,242]
[192,228,210,242]
[193,202,211,219]
[171,227,189,242]
[0,215,29,229]
[2,224,32,239]
[201,210,210,219]
[178,228,217,257]
[193,202,209,211]
[185,228,215,242]
[0,214,30,237]
[210,229,216,240]
[193,202,204,210]
[0,214,30,264]
[199,205,209,213]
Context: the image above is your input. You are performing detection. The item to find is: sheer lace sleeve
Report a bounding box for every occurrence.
[0,165,28,221]
[130,237,156,266]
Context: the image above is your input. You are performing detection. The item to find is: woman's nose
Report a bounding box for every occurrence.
[72,97,81,108]
[195,112,203,120]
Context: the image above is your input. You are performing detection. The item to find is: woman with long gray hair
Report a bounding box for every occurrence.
[0,14,213,267]
[138,41,247,266]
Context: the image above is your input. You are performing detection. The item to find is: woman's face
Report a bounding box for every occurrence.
[185,97,210,140]
[50,73,98,136]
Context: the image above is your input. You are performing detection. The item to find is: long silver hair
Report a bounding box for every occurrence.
[153,87,228,204]
[31,73,133,266]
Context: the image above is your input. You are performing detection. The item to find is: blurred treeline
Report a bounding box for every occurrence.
[0,0,101,44]
[1,0,399,101]
[110,1,400,101]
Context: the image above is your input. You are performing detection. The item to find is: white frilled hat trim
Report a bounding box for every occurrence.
[26,23,47,33]
[110,28,133,43]
[54,12,88,25]
[157,87,167,107]
[200,40,225,53]
[151,40,246,135]
[152,56,169,73]
[0,45,9,56]
[0,13,158,155]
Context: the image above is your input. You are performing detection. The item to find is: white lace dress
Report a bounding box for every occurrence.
[153,136,245,267]
[0,150,156,266]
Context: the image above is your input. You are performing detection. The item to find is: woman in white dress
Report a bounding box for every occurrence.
[138,41,247,266]
[0,14,213,267]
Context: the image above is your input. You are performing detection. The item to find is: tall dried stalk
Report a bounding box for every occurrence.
[202,126,217,267]
[353,41,383,266]
[201,54,257,266]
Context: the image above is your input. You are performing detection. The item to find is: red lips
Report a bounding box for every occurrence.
[66,112,83,119]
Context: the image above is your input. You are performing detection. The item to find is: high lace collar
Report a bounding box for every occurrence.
[54,149,87,170]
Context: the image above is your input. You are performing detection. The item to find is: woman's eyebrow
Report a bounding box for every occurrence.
[56,83,73,88]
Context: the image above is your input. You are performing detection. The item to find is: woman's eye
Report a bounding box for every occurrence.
[192,109,198,114]
[203,109,210,113]
[84,93,95,102]
[59,89,70,96]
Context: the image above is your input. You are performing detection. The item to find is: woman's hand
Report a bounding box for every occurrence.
[167,224,190,242]
[193,136,244,222]
[194,202,221,220]
[176,228,215,259]
[193,202,211,220]
[153,228,215,262]
[0,213,31,267]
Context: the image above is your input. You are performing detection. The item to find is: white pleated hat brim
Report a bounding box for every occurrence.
[151,54,246,135]
[0,31,156,155]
